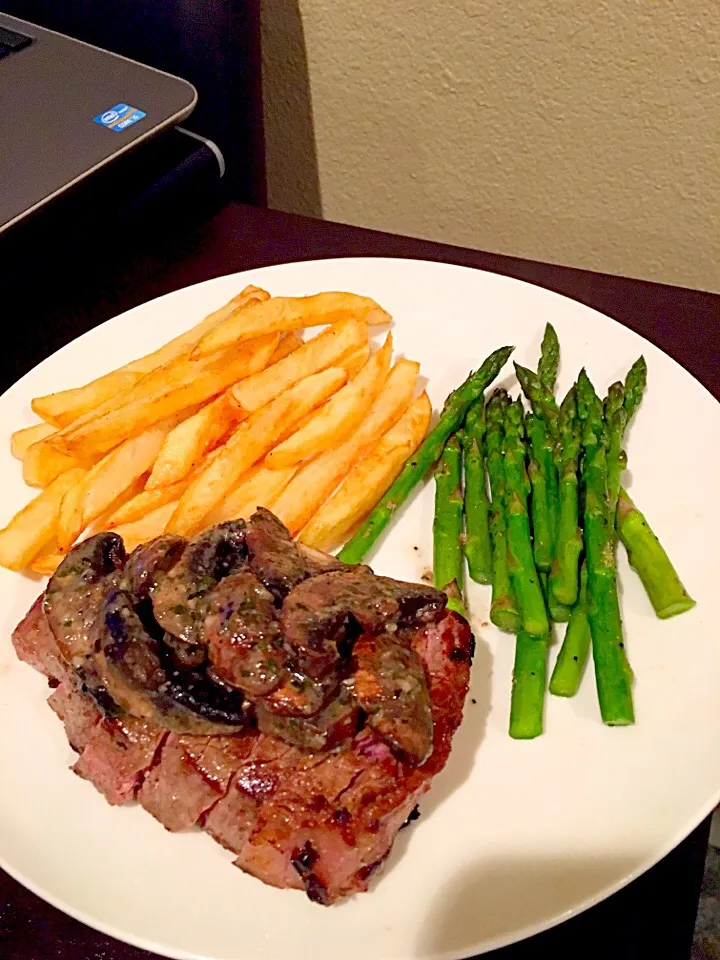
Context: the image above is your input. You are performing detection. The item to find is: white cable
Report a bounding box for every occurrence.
[175,126,226,178]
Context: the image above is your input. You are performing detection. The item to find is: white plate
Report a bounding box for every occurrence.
[0,258,718,960]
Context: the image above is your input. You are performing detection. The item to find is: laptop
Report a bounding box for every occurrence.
[0,12,197,234]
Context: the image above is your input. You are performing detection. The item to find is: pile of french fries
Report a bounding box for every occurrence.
[0,286,432,575]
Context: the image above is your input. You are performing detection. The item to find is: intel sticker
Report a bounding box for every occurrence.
[93,103,146,132]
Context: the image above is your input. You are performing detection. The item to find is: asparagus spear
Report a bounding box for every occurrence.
[433,436,467,616]
[509,631,549,739]
[577,369,634,725]
[338,345,514,564]
[526,414,556,571]
[503,399,549,637]
[514,363,560,427]
[606,357,647,514]
[547,593,572,623]
[537,322,560,393]
[515,362,559,571]
[538,571,569,623]
[486,391,522,634]
[459,399,492,584]
[549,385,582,606]
[617,489,696,619]
[604,380,625,515]
[603,359,691,619]
[623,355,648,421]
[549,564,591,697]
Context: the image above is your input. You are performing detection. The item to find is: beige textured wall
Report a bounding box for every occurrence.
[261,1,720,293]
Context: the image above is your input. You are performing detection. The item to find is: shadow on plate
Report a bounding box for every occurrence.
[418,851,639,957]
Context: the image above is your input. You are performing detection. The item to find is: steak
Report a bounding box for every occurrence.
[231,612,472,902]
[203,736,295,853]
[47,674,102,753]
[10,510,474,903]
[138,733,255,832]
[12,595,67,684]
[72,714,167,806]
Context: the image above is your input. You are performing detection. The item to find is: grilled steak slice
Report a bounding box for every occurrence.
[255,686,359,751]
[72,715,167,805]
[152,521,247,648]
[12,595,67,683]
[231,611,472,902]
[280,568,447,679]
[352,632,433,764]
[204,571,284,695]
[47,674,102,753]
[203,737,298,855]
[138,733,254,831]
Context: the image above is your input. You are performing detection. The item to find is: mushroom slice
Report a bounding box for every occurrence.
[96,589,246,735]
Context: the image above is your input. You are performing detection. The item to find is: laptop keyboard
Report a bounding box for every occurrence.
[0,25,33,59]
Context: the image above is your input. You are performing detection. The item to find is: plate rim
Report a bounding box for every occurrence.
[0,255,718,959]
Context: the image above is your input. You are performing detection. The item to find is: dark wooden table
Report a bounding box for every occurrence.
[1,201,719,960]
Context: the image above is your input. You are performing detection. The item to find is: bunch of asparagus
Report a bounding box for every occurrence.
[339,333,695,739]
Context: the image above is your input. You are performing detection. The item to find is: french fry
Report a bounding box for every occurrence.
[46,334,254,453]
[80,423,171,529]
[193,291,391,359]
[229,317,367,416]
[46,352,218,450]
[56,466,151,552]
[167,366,348,535]
[56,333,280,459]
[146,395,234,490]
[0,467,85,571]
[266,334,393,469]
[23,440,79,488]
[55,425,170,550]
[110,501,179,552]
[65,475,149,545]
[56,471,90,551]
[32,370,145,428]
[125,285,270,374]
[272,358,420,535]
[109,475,191,525]
[269,331,304,363]
[299,392,432,550]
[206,463,298,525]
[30,285,270,426]
[34,351,203,434]
[341,343,371,378]
[208,334,304,436]
[11,422,58,460]
[30,543,67,576]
